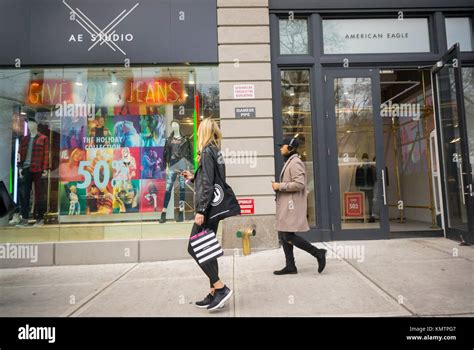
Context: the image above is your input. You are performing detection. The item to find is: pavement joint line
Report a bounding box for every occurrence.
[62,263,139,317]
[321,242,416,317]
[416,312,474,317]
[232,253,237,317]
[411,239,474,263]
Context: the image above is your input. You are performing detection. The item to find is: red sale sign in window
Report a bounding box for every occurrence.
[344,192,364,217]
[238,198,254,215]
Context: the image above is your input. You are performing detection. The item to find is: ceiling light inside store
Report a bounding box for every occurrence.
[75,73,83,86]
[289,87,295,96]
[20,107,26,115]
[110,72,118,86]
[188,71,195,85]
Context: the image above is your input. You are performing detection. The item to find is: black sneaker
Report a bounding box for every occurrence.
[273,266,298,275]
[207,286,233,311]
[159,212,167,223]
[317,249,327,273]
[195,293,214,309]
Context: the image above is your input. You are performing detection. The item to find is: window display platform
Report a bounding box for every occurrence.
[0,221,218,244]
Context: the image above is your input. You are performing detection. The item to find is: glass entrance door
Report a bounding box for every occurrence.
[325,69,389,239]
[432,44,474,243]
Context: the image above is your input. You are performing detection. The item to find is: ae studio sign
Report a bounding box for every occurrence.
[63,0,138,56]
[0,0,218,65]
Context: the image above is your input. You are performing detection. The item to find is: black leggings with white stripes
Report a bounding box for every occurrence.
[187,221,220,287]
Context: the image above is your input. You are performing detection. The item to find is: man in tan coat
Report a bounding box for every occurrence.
[272,136,327,275]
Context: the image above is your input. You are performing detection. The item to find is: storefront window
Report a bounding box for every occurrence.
[280,69,316,226]
[0,66,219,238]
[279,18,309,55]
[334,77,380,229]
[445,17,473,52]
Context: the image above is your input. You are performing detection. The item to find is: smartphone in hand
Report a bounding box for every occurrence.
[181,170,193,180]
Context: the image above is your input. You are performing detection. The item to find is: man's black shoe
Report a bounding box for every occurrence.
[317,249,327,273]
[273,266,298,275]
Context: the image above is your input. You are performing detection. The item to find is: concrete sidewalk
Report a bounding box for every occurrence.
[0,237,472,317]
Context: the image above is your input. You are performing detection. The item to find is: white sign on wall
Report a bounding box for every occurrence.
[323,18,431,54]
[234,84,255,99]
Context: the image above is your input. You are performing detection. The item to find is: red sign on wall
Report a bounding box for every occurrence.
[344,192,364,217]
[238,198,254,215]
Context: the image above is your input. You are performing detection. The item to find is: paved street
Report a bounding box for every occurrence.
[0,237,473,317]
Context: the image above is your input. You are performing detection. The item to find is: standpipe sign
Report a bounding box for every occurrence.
[63,0,139,56]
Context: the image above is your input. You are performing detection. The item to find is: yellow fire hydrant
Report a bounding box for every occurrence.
[236,225,256,256]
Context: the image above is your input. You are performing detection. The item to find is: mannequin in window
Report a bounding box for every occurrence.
[159,120,192,223]
[355,153,376,223]
[17,120,49,226]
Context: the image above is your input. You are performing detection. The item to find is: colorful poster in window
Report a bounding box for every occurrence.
[59,107,183,217]
[141,147,165,179]
[86,148,114,184]
[61,116,87,149]
[85,182,114,215]
[9,69,222,225]
[59,148,87,182]
[111,115,142,148]
[140,179,166,212]
[86,114,115,148]
[139,113,166,147]
[112,147,141,181]
[112,180,140,213]
[59,182,87,215]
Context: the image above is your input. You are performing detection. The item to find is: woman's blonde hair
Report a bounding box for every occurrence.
[197,118,222,152]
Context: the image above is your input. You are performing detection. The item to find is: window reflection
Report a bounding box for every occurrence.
[280,69,316,226]
[279,18,309,55]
